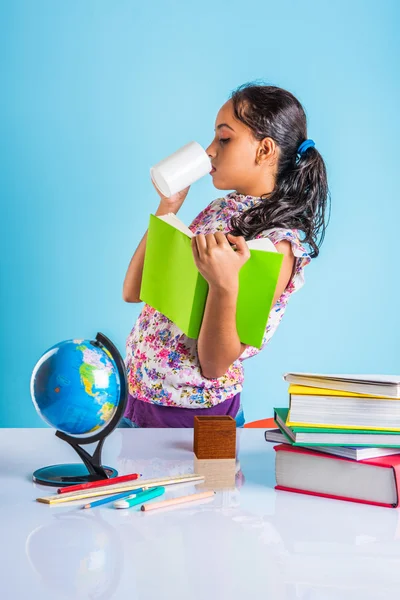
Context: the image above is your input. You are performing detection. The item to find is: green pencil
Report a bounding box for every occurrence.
[113,486,165,509]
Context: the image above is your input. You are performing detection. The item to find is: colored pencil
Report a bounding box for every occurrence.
[140,490,215,512]
[82,487,150,509]
[36,474,205,504]
[58,472,141,494]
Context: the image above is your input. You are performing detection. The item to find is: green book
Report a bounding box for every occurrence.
[274,407,400,448]
[139,213,284,348]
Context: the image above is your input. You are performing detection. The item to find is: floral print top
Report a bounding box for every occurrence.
[125,192,311,409]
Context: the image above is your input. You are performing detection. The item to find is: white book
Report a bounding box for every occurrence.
[265,429,400,461]
[283,372,400,399]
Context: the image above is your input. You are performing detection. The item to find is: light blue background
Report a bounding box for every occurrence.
[1,0,399,427]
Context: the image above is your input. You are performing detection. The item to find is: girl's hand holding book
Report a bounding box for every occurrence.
[191,232,250,290]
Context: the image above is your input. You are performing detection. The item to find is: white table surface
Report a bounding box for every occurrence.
[1,428,400,600]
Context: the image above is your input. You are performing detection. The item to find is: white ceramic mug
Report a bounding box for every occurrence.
[150,141,212,197]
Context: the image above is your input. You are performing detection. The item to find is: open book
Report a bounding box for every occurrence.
[139,213,283,348]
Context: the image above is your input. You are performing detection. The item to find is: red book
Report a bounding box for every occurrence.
[57,472,141,494]
[274,444,400,508]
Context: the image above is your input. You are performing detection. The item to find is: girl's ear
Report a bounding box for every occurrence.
[256,137,278,166]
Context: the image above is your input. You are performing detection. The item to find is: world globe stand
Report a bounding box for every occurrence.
[32,333,128,486]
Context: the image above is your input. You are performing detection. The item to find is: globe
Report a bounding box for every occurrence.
[31,338,121,436]
[30,332,127,486]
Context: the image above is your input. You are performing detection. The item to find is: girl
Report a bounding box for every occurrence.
[121,83,329,428]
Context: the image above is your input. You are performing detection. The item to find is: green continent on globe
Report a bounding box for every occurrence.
[76,344,116,431]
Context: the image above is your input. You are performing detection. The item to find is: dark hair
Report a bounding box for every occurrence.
[229,83,330,258]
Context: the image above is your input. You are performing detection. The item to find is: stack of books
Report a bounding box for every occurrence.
[265,372,400,508]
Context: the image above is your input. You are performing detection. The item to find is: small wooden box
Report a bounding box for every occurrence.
[193,416,236,459]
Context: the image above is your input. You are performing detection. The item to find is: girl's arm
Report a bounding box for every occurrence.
[122,231,149,303]
[194,235,295,379]
[123,186,190,303]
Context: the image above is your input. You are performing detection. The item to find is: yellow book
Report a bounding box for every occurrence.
[288,384,395,400]
[286,383,400,431]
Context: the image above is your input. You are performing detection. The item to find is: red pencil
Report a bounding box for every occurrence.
[57,473,141,494]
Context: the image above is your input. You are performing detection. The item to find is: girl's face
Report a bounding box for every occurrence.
[206,100,264,195]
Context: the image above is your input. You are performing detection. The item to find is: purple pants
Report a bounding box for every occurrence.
[122,392,242,428]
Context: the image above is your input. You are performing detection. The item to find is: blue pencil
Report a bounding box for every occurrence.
[82,487,148,509]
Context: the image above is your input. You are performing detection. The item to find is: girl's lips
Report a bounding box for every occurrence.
[210,167,216,174]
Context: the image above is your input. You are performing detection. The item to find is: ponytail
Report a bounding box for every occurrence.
[228,84,330,258]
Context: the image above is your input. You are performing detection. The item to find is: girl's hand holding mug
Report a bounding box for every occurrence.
[153,180,190,216]
[151,140,211,216]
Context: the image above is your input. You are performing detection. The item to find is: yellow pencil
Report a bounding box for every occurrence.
[36,474,205,504]
[140,490,215,512]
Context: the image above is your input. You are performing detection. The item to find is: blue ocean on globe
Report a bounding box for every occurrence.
[31,339,121,435]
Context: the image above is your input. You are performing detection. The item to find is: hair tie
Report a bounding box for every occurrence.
[297,139,315,156]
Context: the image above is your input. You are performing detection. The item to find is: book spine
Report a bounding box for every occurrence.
[391,464,400,508]
[187,272,208,338]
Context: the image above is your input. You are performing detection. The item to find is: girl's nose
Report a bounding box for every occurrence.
[206,140,217,158]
